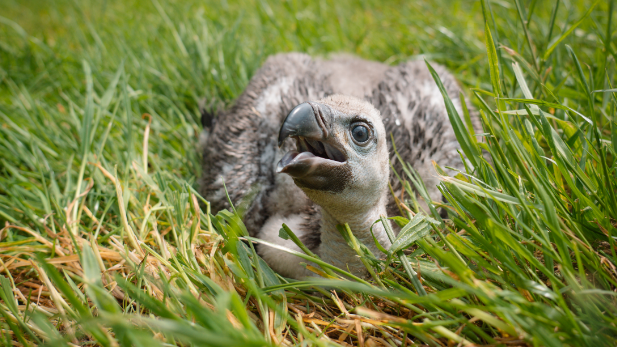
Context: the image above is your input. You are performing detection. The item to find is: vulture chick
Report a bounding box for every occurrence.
[199,53,479,279]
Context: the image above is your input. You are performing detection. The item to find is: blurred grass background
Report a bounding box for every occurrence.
[1,0,616,346]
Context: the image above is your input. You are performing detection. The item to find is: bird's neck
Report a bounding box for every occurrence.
[317,196,392,277]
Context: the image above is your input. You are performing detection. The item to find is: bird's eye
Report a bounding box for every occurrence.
[351,123,370,144]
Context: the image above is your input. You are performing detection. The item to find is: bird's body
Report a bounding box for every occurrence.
[199,53,478,279]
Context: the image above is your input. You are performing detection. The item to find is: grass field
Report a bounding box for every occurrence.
[1,0,616,345]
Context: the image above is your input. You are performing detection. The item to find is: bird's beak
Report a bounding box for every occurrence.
[276,102,349,192]
[277,102,328,148]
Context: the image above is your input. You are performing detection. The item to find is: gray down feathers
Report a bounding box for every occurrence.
[199,52,480,239]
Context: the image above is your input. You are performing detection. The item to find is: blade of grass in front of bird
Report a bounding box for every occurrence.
[379,215,427,296]
[426,60,480,169]
[337,223,385,287]
[245,235,372,285]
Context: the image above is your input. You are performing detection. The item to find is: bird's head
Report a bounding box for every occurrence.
[277,95,389,214]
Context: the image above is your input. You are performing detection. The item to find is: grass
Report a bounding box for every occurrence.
[0,0,616,345]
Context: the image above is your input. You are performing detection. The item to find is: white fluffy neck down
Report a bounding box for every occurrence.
[317,196,392,277]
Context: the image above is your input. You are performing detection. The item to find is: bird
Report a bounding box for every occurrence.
[199,53,480,279]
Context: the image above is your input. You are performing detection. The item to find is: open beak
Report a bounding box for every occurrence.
[276,102,347,180]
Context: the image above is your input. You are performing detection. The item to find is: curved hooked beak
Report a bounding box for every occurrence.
[276,102,347,182]
[277,102,327,147]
